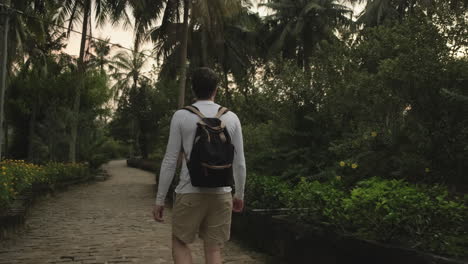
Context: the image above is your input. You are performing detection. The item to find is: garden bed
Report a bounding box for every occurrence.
[232,209,468,264]
[0,161,100,238]
[0,176,95,238]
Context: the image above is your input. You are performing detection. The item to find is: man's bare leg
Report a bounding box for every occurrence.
[172,236,193,264]
[204,243,222,264]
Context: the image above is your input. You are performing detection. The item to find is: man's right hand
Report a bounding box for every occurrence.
[232,198,244,213]
[153,204,165,222]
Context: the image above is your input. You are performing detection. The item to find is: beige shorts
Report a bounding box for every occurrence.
[172,193,233,246]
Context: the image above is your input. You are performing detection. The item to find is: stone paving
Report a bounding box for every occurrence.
[0,160,269,264]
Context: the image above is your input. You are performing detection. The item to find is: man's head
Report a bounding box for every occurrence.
[192,67,219,100]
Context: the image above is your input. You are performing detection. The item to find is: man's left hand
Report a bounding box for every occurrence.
[232,198,244,213]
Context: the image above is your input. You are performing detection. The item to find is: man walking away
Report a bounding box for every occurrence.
[153,67,246,264]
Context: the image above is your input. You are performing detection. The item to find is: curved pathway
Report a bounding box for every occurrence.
[0,160,268,264]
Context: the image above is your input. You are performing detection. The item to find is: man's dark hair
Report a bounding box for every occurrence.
[192,67,219,100]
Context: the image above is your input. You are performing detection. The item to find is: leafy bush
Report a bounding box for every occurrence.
[283,178,347,229]
[42,162,90,183]
[342,177,468,257]
[242,122,284,176]
[244,173,289,209]
[80,134,128,169]
[0,160,90,211]
[246,174,468,257]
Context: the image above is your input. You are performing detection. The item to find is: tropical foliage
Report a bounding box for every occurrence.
[246,175,468,257]
[1,0,467,259]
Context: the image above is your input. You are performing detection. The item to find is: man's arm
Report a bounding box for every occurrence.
[231,115,246,204]
[155,111,183,206]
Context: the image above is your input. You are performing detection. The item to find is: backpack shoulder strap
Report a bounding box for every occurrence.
[215,107,229,119]
[183,105,205,119]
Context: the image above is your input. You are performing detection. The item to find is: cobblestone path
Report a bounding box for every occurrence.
[0,160,268,264]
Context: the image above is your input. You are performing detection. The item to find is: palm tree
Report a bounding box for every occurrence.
[151,0,249,107]
[89,38,112,74]
[178,0,190,108]
[54,0,110,162]
[107,0,165,51]
[153,0,190,108]
[110,49,151,157]
[106,0,165,102]
[18,20,66,162]
[190,0,249,67]
[111,49,151,100]
[348,0,420,26]
[1,0,38,159]
[348,0,467,26]
[262,0,352,73]
[196,9,263,102]
[6,0,65,160]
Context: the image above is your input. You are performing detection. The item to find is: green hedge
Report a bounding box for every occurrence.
[245,174,468,258]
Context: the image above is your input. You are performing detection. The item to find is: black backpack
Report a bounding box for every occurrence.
[182,105,235,187]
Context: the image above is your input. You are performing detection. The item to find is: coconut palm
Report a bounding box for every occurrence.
[89,38,112,74]
[150,0,189,108]
[262,0,352,72]
[190,0,251,67]
[54,0,111,162]
[151,0,250,107]
[106,0,165,51]
[111,49,151,99]
[349,0,423,26]
[195,9,263,102]
[107,0,165,104]
[110,48,151,158]
[20,29,66,162]
[348,0,467,27]
[55,0,166,162]
[2,0,45,158]
[6,0,66,160]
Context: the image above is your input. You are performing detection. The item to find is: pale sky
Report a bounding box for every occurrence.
[64,15,152,57]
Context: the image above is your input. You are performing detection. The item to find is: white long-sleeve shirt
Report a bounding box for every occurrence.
[155,100,246,206]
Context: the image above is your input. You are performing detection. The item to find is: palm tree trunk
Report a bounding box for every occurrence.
[175,0,192,175]
[139,131,149,159]
[133,31,140,91]
[302,40,312,81]
[304,55,311,78]
[178,0,191,108]
[100,58,104,74]
[134,120,140,157]
[0,0,10,160]
[201,27,208,67]
[297,46,304,69]
[27,102,37,162]
[4,120,7,158]
[134,28,141,55]
[129,118,135,158]
[69,0,91,163]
